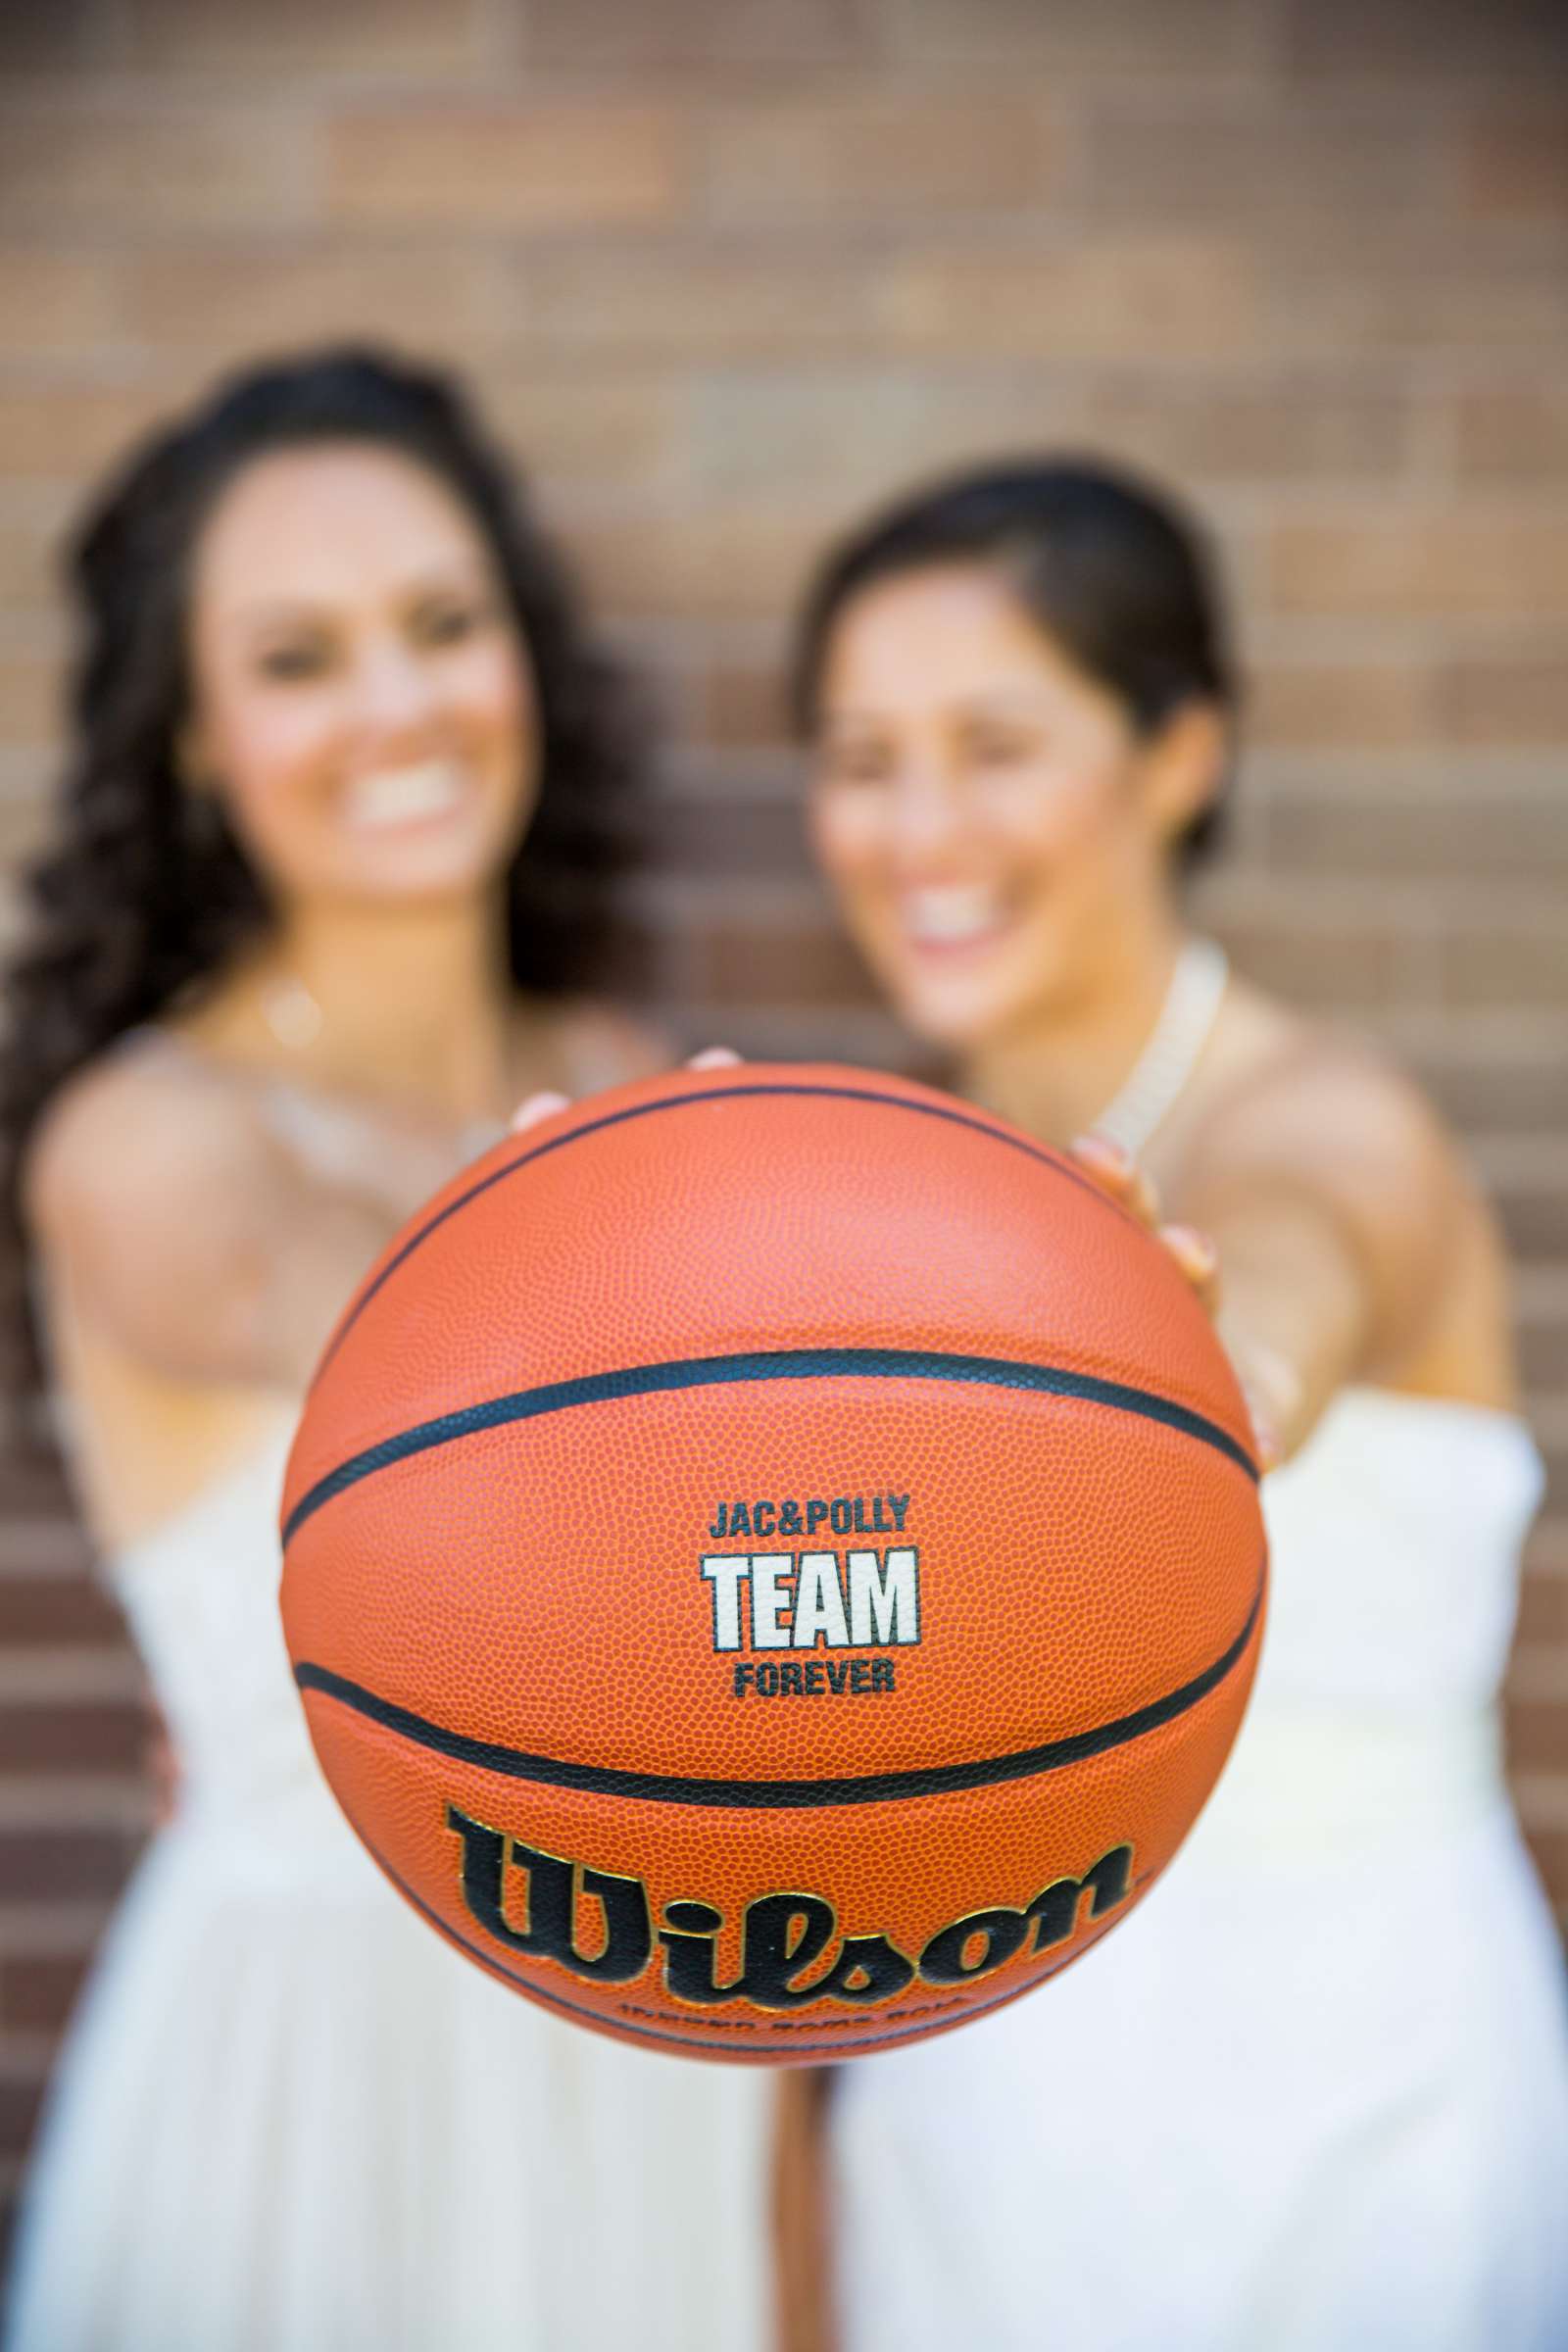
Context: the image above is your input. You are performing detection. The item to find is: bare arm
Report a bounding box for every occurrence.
[26,1054,453,1392]
[1172,1046,1502,1461]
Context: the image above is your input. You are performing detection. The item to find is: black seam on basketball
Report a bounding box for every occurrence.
[351,1819,1132,2057]
[283,1345,1257,1547]
[313,1080,1117,1379]
[294,1561,1263,1810]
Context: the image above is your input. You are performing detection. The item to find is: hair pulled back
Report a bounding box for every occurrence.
[792,455,1237,866]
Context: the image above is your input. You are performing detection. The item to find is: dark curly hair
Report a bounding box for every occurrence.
[0,345,643,1400]
[792,455,1238,869]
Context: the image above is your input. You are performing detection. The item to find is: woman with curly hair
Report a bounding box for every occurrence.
[0,349,770,2352]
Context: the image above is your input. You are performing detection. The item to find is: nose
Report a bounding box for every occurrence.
[884,760,967,869]
[350,632,440,742]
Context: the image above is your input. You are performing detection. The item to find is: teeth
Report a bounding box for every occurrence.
[904,886,1004,946]
[343,761,466,831]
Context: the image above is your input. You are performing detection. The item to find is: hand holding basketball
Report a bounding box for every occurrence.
[517,1067,1267,1462]
[282,1060,1266,2062]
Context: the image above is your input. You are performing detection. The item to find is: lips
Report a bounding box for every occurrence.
[340,760,468,833]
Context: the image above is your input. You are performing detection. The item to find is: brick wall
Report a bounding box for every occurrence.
[2,0,1566,2241]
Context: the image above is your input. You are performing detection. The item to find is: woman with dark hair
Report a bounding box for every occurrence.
[0,349,770,2352]
[786,459,1568,2350]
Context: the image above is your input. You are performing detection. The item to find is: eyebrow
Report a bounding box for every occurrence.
[228,568,495,634]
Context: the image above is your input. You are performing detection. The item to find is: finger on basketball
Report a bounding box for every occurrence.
[686,1046,744,1071]
[1238,1381,1283,1474]
[510,1089,571,1135]
[1070,1132,1160,1229]
[1158,1222,1221,1316]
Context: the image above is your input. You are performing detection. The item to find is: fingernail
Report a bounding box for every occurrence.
[510,1090,569,1133]
[687,1046,743,1071]
[1166,1223,1217,1271]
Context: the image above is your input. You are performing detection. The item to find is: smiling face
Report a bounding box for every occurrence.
[183,442,536,914]
[808,564,1218,1054]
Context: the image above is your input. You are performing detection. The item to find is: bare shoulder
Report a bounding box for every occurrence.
[24,1035,270,1266]
[1181,984,1508,1375]
[1190,995,1472,1247]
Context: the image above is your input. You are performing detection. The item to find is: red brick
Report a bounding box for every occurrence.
[1259,232,1568,355]
[123,246,497,355]
[0,655,63,754]
[1250,662,1437,752]
[1517,1570,1568,1651]
[473,372,680,494]
[0,506,69,617]
[524,0,873,70]
[686,371,932,506]
[1268,514,1568,621]
[0,1451,74,1522]
[686,914,878,1009]
[0,104,312,231]
[0,2073,45,2164]
[1467,113,1568,220]
[126,0,488,74]
[502,246,887,358]
[0,786,52,889]
[882,237,1260,361]
[0,1704,145,1777]
[704,97,1061,224]
[1495,1180,1568,1265]
[1085,103,1443,227]
[1521,1819,1568,1901]
[1521,1320,1568,1393]
[1439,656,1568,747]
[1525,1521,1568,1581]
[1088,378,1416,485]
[0,383,168,484]
[642,795,811,880]
[1195,889,1411,1010]
[885,0,1265,74]
[1285,0,1568,82]
[0,1577,127,1648]
[1505,1691,1568,1776]
[1455,386,1568,480]
[1440,929,1568,1012]
[1412,1044,1568,1135]
[0,253,119,360]
[0,1828,137,1901]
[325,106,691,229]
[0,0,119,70]
[1266,789,1568,884]
[697,664,790,749]
[568,507,836,622]
[1541,1445,1568,1527]
[0,1952,90,2035]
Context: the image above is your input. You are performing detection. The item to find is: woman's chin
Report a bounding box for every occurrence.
[891,971,1024,1056]
[319,834,510,906]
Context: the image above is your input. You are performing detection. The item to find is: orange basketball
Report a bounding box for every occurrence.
[280,1063,1265,2064]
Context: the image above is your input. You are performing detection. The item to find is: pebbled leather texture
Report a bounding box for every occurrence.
[280,1063,1266,2063]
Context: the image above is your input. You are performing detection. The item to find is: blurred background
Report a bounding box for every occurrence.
[1,0,1565,2254]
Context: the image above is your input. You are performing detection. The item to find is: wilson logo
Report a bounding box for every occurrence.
[446,1803,1133,2015]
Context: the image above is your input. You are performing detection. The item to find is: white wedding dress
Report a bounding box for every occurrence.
[2,1406,774,2352]
[832,1388,1568,2351]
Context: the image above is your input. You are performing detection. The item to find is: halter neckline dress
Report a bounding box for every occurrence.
[830,1385,1568,2351]
[4,1062,774,2352]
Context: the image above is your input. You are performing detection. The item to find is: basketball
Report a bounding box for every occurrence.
[279,1063,1266,2064]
